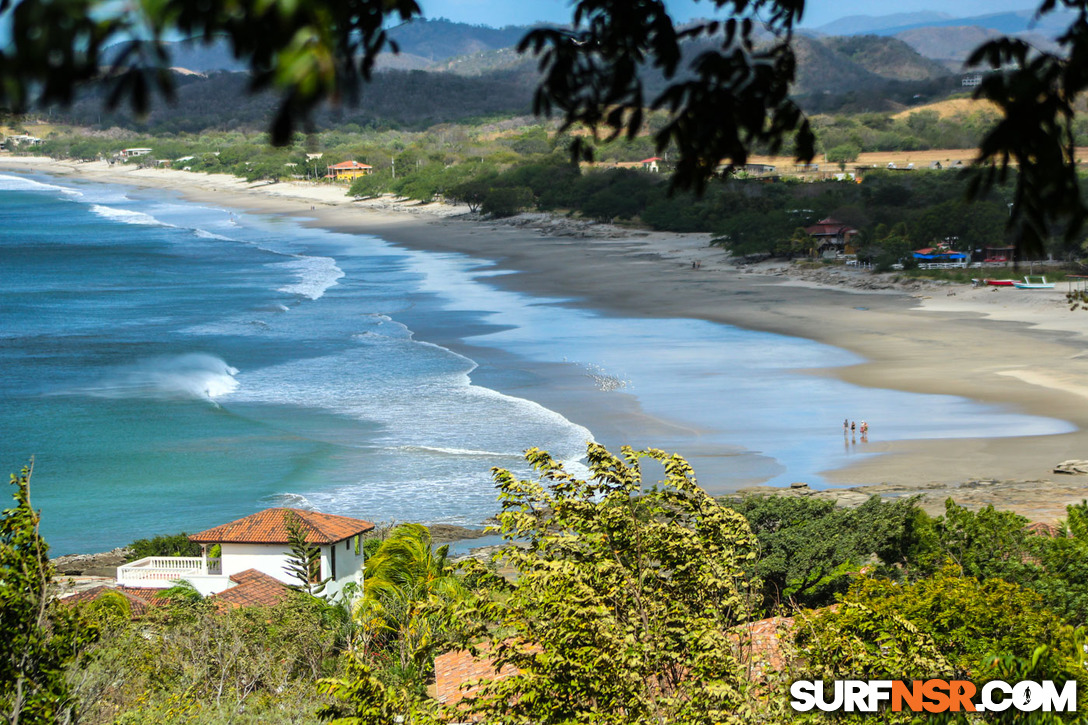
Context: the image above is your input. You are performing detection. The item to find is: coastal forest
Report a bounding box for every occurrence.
[12,104,1088,268]
[6,449,1088,723]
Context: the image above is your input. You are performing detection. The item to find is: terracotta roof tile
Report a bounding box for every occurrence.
[189,508,374,545]
[435,617,798,711]
[328,160,372,169]
[1025,521,1063,538]
[60,585,168,617]
[214,569,292,608]
[734,615,795,675]
[434,644,522,708]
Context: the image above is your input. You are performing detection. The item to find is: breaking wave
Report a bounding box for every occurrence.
[275,255,344,300]
[0,173,81,195]
[89,204,175,227]
[74,353,239,401]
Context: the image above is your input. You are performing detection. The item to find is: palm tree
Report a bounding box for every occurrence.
[353,524,468,676]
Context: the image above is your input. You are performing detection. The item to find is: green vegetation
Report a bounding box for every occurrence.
[453,445,761,722]
[21,117,1088,268]
[127,532,201,560]
[2,464,97,724]
[8,452,1088,722]
[285,511,332,599]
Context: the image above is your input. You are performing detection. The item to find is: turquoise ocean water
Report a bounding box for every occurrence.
[0,170,1074,554]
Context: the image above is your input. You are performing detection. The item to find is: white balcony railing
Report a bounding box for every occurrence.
[116,556,222,587]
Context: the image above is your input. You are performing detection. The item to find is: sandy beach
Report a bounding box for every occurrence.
[7,155,1088,522]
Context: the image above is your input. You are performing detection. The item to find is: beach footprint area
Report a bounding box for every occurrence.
[0,170,1074,554]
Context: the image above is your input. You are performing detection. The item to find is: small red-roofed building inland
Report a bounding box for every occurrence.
[803,217,859,255]
[639,156,662,172]
[116,508,374,599]
[325,160,373,181]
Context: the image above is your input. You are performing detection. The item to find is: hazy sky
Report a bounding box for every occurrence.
[419,0,1040,29]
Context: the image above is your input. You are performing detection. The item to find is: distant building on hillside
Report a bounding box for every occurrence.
[639,157,662,172]
[119,147,153,158]
[3,134,43,148]
[804,217,859,254]
[326,160,373,181]
[962,72,983,88]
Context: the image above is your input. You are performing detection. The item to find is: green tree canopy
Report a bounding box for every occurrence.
[452,444,761,724]
[1,464,96,724]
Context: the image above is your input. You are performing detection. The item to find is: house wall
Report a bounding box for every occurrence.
[325,536,366,599]
[219,542,295,584]
[218,540,365,599]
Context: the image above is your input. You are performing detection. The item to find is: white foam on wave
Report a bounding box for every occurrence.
[0,173,81,196]
[263,492,317,510]
[89,204,176,227]
[275,255,345,300]
[73,353,239,402]
[193,228,235,241]
[394,445,522,458]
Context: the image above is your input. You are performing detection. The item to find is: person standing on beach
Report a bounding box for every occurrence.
[843,418,849,433]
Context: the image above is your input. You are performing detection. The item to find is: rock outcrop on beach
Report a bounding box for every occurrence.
[53,547,132,578]
[1054,460,1088,474]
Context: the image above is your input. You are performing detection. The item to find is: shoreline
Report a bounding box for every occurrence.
[7,156,1088,523]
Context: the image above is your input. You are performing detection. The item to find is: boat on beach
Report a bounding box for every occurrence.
[984,278,1016,286]
[1013,276,1055,289]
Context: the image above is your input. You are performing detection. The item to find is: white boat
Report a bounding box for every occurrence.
[1013,276,1055,289]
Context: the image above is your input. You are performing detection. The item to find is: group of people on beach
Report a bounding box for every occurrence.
[844,418,868,444]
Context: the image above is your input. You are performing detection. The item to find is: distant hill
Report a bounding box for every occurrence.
[432,46,538,77]
[73,25,967,132]
[103,19,535,75]
[817,35,950,82]
[386,18,530,62]
[891,97,1000,120]
[811,12,952,36]
[58,68,535,132]
[873,10,1072,37]
[103,39,247,73]
[893,25,1060,66]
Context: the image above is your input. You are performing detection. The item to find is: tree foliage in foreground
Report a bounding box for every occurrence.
[724,494,922,611]
[450,444,762,724]
[0,464,96,725]
[354,523,467,690]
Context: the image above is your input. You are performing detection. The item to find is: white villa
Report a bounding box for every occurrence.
[116,508,374,599]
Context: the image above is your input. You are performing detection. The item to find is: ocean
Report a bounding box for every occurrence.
[0,170,1073,555]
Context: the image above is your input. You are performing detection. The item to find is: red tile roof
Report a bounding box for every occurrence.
[189,508,374,545]
[804,218,858,237]
[434,644,523,707]
[435,616,797,708]
[213,569,292,608]
[1025,521,1062,538]
[328,160,372,169]
[733,616,794,676]
[60,585,169,617]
